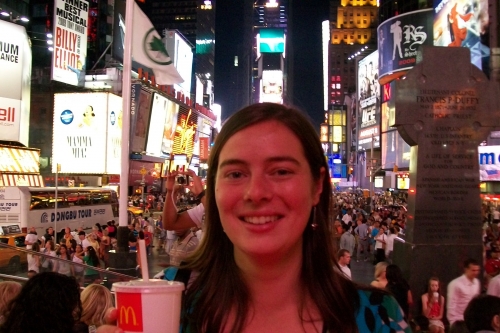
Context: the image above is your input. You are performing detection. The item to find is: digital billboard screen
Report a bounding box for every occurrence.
[479,146,500,181]
[377,9,433,84]
[433,0,490,72]
[258,28,285,54]
[260,70,283,104]
[106,93,123,175]
[381,130,411,170]
[357,51,380,150]
[130,84,152,154]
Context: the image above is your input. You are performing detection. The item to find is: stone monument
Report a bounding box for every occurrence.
[393,46,500,305]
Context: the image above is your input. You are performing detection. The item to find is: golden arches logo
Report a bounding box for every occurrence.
[119,306,138,326]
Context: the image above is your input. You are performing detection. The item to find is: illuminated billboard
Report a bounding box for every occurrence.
[479,146,500,181]
[163,30,193,97]
[357,51,380,150]
[378,9,433,84]
[130,84,152,154]
[106,94,123,174]
[145,93,179,157]
[51,0,89,87]
[381,130,411,170]
[172,108,198,159]
[260,70,283,104]
[433,0,490,71]
[53,93,122,174]
[0,20,32,146]
[258,28,285,54]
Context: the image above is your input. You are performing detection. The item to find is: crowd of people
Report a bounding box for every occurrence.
[2,102,500,332]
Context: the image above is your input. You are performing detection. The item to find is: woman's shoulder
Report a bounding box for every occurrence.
[355,288,411,333]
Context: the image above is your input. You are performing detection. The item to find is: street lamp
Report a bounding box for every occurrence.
[0,9,29,23]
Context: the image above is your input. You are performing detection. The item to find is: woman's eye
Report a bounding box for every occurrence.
[227,171,243,179]
[274,169,292,176]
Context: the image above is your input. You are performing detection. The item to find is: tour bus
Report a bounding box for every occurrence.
[0,186,119,235]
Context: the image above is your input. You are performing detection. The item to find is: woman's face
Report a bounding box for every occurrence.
[215,120,323,259]
[76,245,82,252]
[430,280,439,292]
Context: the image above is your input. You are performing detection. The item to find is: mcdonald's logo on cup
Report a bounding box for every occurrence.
[117,293,143,331]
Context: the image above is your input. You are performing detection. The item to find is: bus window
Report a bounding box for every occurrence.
[47,192,67,208]
[30,192,50,210]
[110,191,119,217]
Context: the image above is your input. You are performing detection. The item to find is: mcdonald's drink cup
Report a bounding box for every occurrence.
[113,279,185,333]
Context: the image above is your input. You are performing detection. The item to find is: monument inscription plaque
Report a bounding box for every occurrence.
[393,46,500,305]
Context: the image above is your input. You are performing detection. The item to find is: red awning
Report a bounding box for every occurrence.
[0,174,44,187]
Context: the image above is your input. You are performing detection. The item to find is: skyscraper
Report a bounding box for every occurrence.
[328,0,378,107]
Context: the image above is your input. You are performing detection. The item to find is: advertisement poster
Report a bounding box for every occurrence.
[0,20,31,146]
[172,108,198,159]
[260,70,283,103]
[433,0,490,72]
[51,0,89,87]
[479,146,500,181]
[378,9,433,83]
[130,86,152,154]
[145,93,167,157]
[53,93,108,173]
[357,50,380,150]
[106,94,123,175]
[381,130,411,170]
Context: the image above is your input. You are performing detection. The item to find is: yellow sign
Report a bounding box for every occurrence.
[140,167,147,176]
[0,146,40,173]
[119,306,138,326]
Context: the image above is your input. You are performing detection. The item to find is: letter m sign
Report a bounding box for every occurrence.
[117,293,143,331]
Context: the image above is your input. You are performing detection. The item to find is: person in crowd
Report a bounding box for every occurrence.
[24,227,38,250]
[449,321,470,333]
[74,284,114,333]
[337,249,352,280]
[339,223,355,258]
[62,226,74,248]
[99,228,111,268]
[487,260,500,297]
[163,169,206,233]
[78,231,91,249]
[447,258,481,325]
[0,281,22,325]
[385,264,413,320]
[40,239,56,272]
[97,103,410,333]
[422,277,445,333]
[464,294,500,333]
[41,227,54,248]
[354,218,370,262]
[168,228,199,267]
[385,225,399,263]
[374,223,388,264]
[0,272,81,333]
[27,241,41,274]
[87,233,100,253]
[53,243,74,277]
[83,246,101,286]
[72,243,85,285]
[371,261,389,289]
[106,220,116,239]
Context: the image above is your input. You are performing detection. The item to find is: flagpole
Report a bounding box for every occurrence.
[117,0,134,251]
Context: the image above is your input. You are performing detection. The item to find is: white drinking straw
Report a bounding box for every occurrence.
[138,239,149,281]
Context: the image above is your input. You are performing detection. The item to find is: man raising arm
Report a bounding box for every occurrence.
[163,169,206,231]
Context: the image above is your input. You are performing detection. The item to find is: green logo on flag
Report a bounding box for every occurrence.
[143,28,173,65]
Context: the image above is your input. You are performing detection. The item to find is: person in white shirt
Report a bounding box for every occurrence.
[487,273,500,297]
[163,170,206,232]
[78,231,91,250]
[385,225,399,263]
[336,249,352,280]
[447,258,481,325]
[24,227,38,250]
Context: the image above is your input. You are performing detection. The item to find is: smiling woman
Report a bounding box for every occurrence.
[180,103,410,333]
[96,103,410,333]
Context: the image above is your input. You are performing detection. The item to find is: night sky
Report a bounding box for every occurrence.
[214,0,330,131]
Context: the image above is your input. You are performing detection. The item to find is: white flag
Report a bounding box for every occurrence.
[131,2,184,85]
